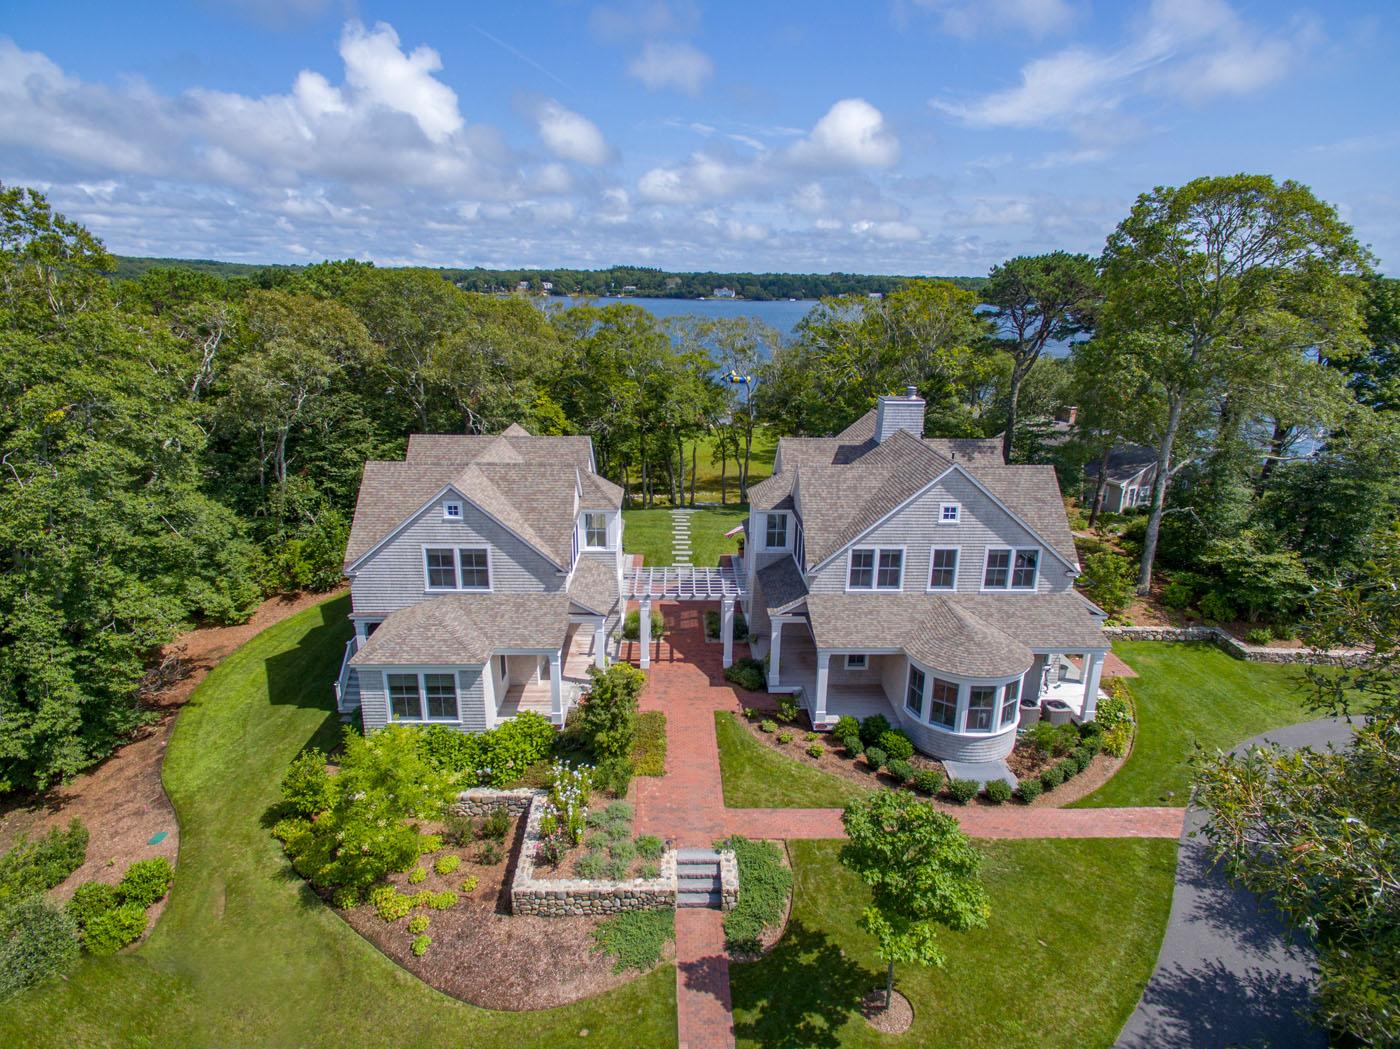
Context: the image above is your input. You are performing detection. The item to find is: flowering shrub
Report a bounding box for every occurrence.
[537,761,592,864]
[1096,681,1136,757]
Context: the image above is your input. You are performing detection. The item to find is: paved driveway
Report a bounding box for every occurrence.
[1115,716,1359,1049]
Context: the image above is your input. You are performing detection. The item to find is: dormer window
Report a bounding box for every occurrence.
[584,512,609,550]
[443,501,462,521]
[764,513,788,550]
[940,503,960,524]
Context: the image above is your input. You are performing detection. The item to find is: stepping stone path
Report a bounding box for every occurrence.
[670,508,695,565]
[676,848,724,909]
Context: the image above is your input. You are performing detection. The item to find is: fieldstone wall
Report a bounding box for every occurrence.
[1103,625,1368,667]
[458,788,741,917]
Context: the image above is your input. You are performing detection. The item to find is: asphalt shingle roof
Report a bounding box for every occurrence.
[568,556,620,616]
[350,593,570,666]
[756,557,808,615]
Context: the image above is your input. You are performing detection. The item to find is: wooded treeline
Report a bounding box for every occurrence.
[2,174,1397,796]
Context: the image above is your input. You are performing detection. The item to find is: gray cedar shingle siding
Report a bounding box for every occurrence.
[897,713,1018,762]
[358,668,388,730]
[457,666,488,731]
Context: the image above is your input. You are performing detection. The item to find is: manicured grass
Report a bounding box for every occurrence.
[688,508,747,567]
[621,508,671,567]
[683,428,778,504]
[1076,641,1320,808]
[622,507,747,568]
[716,712,869,809]
[0,595,675,1048]
[730,837,1177,1049]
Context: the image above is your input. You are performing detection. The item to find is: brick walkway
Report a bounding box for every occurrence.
[626,599,1185,1048]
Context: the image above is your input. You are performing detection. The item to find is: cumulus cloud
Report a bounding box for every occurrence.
[628,41,714,95]
[788,98,900,169]
[533,99,612,165]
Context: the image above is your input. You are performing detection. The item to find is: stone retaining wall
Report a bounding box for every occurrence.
[457,788,738,918]
[1103,625,1367,667]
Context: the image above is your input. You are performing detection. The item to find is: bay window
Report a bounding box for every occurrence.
[929,677,958,729]
[1000,678,1021,728]
[905,666,925,718]
[966,685,997,732]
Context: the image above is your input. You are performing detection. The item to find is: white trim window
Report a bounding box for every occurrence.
[983,547,1040,590]
[929,677,958,729]
[905,665,925,718]
[939,502,960,524]
[846,654,868,670]
[424,546,491,591]
[443,500,463,521]
[928,547,959,590]
[848,547,904,590]
[386,671,459,722]
[583,512,609,550]
[764,513,788,550]
[966,684,997,732]
[1000,678,1021,728]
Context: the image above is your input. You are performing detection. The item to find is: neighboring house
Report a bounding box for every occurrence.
[333,423,626,736]
[741,388,1110,763]
[1085,443,1160,513]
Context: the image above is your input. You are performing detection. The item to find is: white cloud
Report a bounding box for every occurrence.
[337,22,463,143]
[788,99,900,169]
[628,41,714,95]
[912,0,1076,39]
[589,1,699,42]
[533,99,612,165]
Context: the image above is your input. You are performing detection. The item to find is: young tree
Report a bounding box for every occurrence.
[839,791,989,1010]
[1194,526,1400,1045]
[1098,175,1371,592]
[982,252,1098,463]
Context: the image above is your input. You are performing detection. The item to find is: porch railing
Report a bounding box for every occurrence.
[333,636,359,711]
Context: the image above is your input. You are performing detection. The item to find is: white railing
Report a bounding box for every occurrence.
[333,636,359,711]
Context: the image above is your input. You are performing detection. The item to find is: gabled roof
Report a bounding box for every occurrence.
[756,557,808,616]
[345,425,616,571]
[350,594,570,666]
[1085,443,1159,484]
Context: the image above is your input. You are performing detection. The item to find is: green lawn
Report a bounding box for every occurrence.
[623,507,747,568]
[1076,641,1320,808]
[731,837,1177,1049]
[0,595,675,1048]
[716,712,869,809]
[684,429,778,504]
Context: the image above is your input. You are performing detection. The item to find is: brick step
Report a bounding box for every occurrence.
[677,889,723,908]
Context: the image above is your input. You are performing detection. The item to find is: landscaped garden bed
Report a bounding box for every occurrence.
[716,836,792,961]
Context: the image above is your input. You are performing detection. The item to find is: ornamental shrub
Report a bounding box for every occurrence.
[1056,759,1078,781]
[863,747,887,771]
[65,882,120,932]
[877,730,914,762]
[622,608,665,640]
[576,851,608,879]
[332,887,360,910]
[947,778,979,804]
[806,743,825,759]
[408,867,427,885]
[433,854,460,876]
[411,934,431,957]
[593,909,675,973]
[1070,747,1094,772]
[416,723,483,775]
[581,662,645,763]
[859,714,892,748]
[593,757,633,796]
[271,817,311,847]
[804,732,820,742]
[407,915,430,934]
[886,759,913,783]
[280,748,333,817]
[631,710,668,777]
[759,719,777,734]
[1198,590,1237,623]
[639,862,661,879]
[716,836,791,954]
[635,835,664,862]
[370,886,413,922]
[1246,627,1273,646]
[837,732,863,757]
[0,819,89,906]
[117,857,174,909]
[912,769,944,795]
[724,658,766,691]
[777,698,799,723]
[1160,571,1205,610]
[1017,778,1043,803]
[82,903,147,956]
[1041,765,1066,791]
[477,712,556,786]
[1026,721,1079,758]
[985,780,1013,804]
[0,897,78,1001]
[426,891,456,910]
[1104,722,1133,757]
[833,716,860,740]
[1081,551,1136,616]
[776,731,794,744]
[480,805,510,842]
[460,876,478,894]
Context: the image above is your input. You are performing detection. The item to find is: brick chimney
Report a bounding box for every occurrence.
[875,386,925,442]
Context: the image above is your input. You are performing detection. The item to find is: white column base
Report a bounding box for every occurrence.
[721,596,735,669]
[639,600,652,670]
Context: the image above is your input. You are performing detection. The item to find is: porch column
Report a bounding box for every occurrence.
[549,650,563,723]
[639,599,652,669]
[814,650,830,727]
[721,596,735,669]
[1082,651,1105,720]
[768,620,782,690]
[593,618,607,669]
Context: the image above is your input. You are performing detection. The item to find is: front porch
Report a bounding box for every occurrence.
[492,621,601,726]
[754,623,899,726]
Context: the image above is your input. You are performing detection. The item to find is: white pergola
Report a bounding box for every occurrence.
[623,565,746,669]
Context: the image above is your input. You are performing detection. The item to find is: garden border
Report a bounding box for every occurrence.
[455,789,738,917]
[1103,625,1366,666]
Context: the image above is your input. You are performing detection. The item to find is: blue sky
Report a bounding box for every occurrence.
[2,0,1397,274]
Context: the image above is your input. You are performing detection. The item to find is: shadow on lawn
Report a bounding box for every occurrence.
[264,594,353,714]
[730,919,876,1049]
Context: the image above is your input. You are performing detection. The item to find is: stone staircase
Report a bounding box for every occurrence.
[676,848,723,909]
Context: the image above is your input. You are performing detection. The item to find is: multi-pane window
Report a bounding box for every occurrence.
[876,549,904,589]
[425,548,458,589]
[765,513,787,549]
[1000,678,1021,727]
[966,685,997,731]
[846,654,868,670]
[423,673,458,719]
[929,677,958,729]
[940,503,960,523]
[584,512,608,549]
[458,548,490,589]
[905,666,926,718]
[929,547,958,590]
[848,548,875,589]
[1011,549,1039,589]
[983,549,1011,588]
[443,501,463,520]
[388,673,421,720]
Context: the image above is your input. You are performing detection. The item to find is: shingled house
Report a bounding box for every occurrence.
[333,425,625,734]
[742,388,1110,763]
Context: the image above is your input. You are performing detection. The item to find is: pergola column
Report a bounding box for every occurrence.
[814,650,830,726]
[593,618,607,669]
[721,596,735,669]
[549,650,563,723]
[768,620,782,690]
[639,599,652,669]
[1082,651,1105,720]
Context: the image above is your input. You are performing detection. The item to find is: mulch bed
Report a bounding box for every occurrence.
[340,813,666,1010]
[861,989,914,1034]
